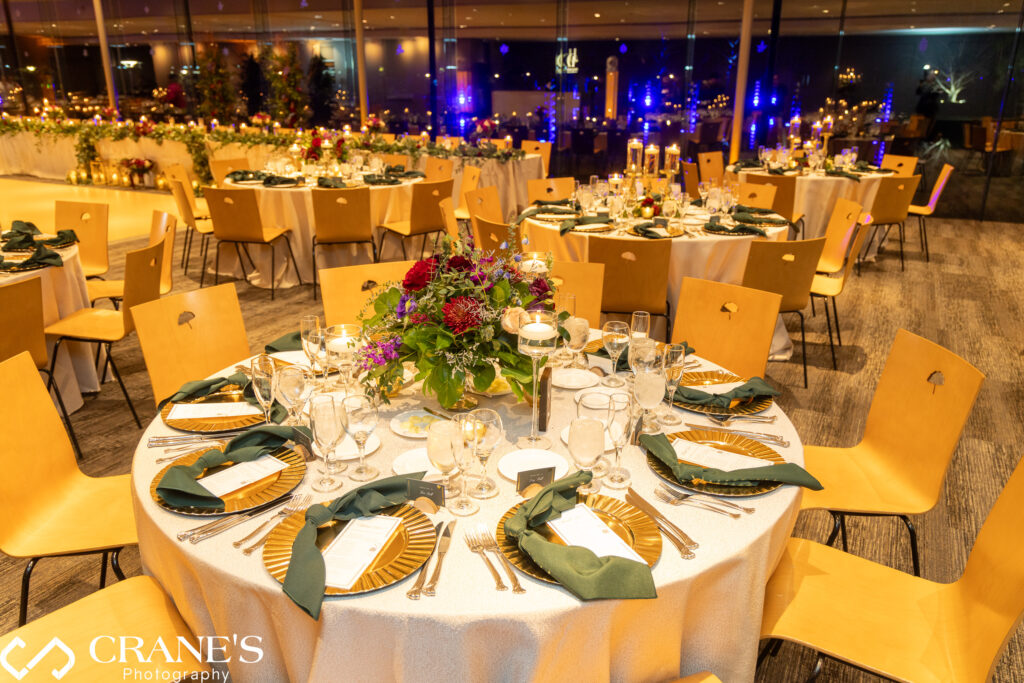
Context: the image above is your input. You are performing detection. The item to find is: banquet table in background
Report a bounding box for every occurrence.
[424,154,544,219]
[0,131,78,180]
[131,348,804,682]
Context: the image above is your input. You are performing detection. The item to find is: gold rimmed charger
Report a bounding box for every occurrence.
[583,338,666,355]
[0,258,48,272]
[160,385,267,433]
[149,446,305,516]
[262,504,435,596]
[573,223,616,234]
[648,429,785,497]
[673,370,773,416]
[494,493,662,583]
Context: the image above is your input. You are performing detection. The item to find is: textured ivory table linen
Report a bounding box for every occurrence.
[131,346,803,682]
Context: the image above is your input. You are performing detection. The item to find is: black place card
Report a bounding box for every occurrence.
[408,478,445,508]
[654,217,669,227]
[517,466,555,496]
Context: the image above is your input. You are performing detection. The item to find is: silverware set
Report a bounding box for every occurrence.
[653,484,754,518]
[685,422,790,448]
[148,431,244,448]
[408,520,456,599]
[704,413,776,427]
[235,494,312,555]
[464,525,526,593]
[625,488,698,559]
[155,442,226,464]
[176,495,295,544]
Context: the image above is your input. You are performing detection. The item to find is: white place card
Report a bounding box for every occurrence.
[323,516,402,590]
[683,381,744,395]
[167,402,263,420]
[196,455,289,498]
[674,441,770,472]
[547,504,645,563]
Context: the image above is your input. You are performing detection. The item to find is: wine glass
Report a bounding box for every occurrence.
[273,366,312,426]
[697,181,710,206]
[300,315,324,381]
[568,416,604,494]
[324,324,362,392]
[447,416,480,516]
[427,420,461,501]
[634,365,667,434]
[601,321,629,387]
[310,394,346,492]
[563,316,590,369]
[342,394,379,481]
[550,294,575,367]
[250,354,276,424]
[630,310,650,340]
[604,393,634,489]
[658,343,689,427]
[517,309,557,449]
[608,194,624,219]
[577,185,595,213]
[467,409,502,499]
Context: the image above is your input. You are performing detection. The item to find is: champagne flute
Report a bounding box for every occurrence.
[250,354,276,424]
[517,310,557,449]
[342,394,379,481]
[273,366,312,426]
[630,310,650,340]
[634,366,667,434]
[658,343,689,426]
[563,316,589,369]
[568,417,604,494]
[427,420,460,500]
[467,409,502,499]
[449,416,480,516]
[604,393,634,489]
[300,315,324,385]
[310,394,346,492]
[601,321,629,387]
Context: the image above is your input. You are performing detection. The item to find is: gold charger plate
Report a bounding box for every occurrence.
[647,429,785,497]
[149,446,305,516]
[494,493,662,584]
[573,223,616,234]
[263,503,435,596]
[673,370,773,416]
[0,259,49,272]
[160,385,267,433]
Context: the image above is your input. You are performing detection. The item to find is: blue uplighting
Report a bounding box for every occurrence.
[499,44,509,55]
[396,45,404,55]
[756,40,767,53]
[619,44,628,54]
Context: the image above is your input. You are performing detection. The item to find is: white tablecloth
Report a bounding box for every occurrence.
[131,347,803,682]
[0,132,78,179]
[1,245,99,412]
[414,154,544,218]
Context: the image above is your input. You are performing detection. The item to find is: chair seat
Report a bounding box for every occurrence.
[1,473,136,557]
[907,204,931,216]
[762,537,962,683]
[192,217,214,234]
[810,272,843,298]
[86,278,125,302]
[454,206,471,221]
[81,264,108,278]
[44,308,125,342]
[380,220,442,237]
[0,576,208,679]
[800,443,938,515]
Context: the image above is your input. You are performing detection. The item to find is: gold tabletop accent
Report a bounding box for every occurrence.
[672,370,774,416]
[647,429,785,497]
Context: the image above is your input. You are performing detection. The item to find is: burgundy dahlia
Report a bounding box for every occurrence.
[446,255,474,273]
[528,277,551,299]
[442,296,483,334]
[403,258,437,291]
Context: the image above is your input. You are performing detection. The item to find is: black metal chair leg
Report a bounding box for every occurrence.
[810,297,815,317]
[839,513,848,551]
[110,548,126,580]
[897,222,905,271]
[821,297,837,370]
[44,369,83,460]
[807,654,825,682]
[312,239,319,300]
[920,216,930,262]
[270,243,276,301]
[795,310,808,388]
[899,515,921,576]
[830,296,842,347]
[106,343,141,428]
[181,227,191,269]
[240,243,257,271]
[212,241,221,287]
[234,243,249,283]
[399,232,408,260]
[19,558,39,627]
[100,551,109,588]
[282,235,304,285]
[756,639,782,667]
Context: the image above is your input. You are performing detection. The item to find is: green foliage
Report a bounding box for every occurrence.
[262,44,308,128]
[195,46,237,122]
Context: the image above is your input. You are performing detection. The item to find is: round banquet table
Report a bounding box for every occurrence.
[212,178,420,289]
[130,343,804,682]
[1,244,100,413]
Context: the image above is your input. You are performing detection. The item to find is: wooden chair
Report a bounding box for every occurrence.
[880,153,918,176]
[521,140,553,176]
[697,151,725,185]
[742,173,804,229]
[424,156,454,181]
[319,261,417,325]
[760,450,1020,682]
[439,197,459,241]
[170,178,213,276]
[202,187,303,300]
[816,198,862,275]
[55,200,109,279]
[378,178,454,259]
[208,157,249,184]
[811,217,872,370]
[165,162,207,221]
[587,237,672,340]
[550,260,604,326]
[527,177,575,204]
[454,164,481,221]
[463,185,504,224]
[866,175,922,271]
[737,182,777,210]
[672,674,722,683]
[0,576,208,677]
[380,133,397,143]
[0,279,82,458]
[131,283,250,406]
[382,152,411,170]
[672,277,781,378]
[742,238,826,387]
[681,161,700,199]
[311,187,376,300]
[0,352,138,626]
[907,163,953,263]
[86,211,176,306]
[471,216,515,254]
[799,329,984,577]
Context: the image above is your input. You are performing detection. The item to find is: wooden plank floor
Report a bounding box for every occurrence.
[1,211,1021,682]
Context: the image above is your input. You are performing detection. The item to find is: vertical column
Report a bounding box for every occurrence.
[831,0,848,98]
[426,0,438,135]
[354,0,369,126]
[1,0,29,113]
[92,0,118,112]
[728,0,755,162]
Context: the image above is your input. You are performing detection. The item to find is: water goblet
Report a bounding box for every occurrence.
[601,321,629,387]
[342,394,379,481]
[603,393,635,489]
[310,394,346,492]
[658,343,689,427]
[563,316,590,369]
[273,365,313,426]
[634,366,667,433]
[250,354,276,424]
[568,417,604,494]
[448,417,479,516]
[466,409,502,499]
[427,420,461,500]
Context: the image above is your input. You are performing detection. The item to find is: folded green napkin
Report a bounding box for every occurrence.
[673,376,779,409]
[503,471,657,601]
[732,204,774,215]
[703,216,766,237]
[282,474,425,619]
[9,220,41,236]
[395,170,426,178]
[225,169,268,182]
[732,212,788,226]
[265,330,303,353]
[641,432,822,490]
[316,177,347,189]
[633,221,670,239]
[362,174,402,186]
[511,205,577,227]
[690,198,703,207]
[533,198,573,207]
[766,167,788,175]
[826,169,861,182]
[157,371,286,423]
[590,340,695,371]
[852,161,894,174]
[263,175,303,187]
[42,229,79,248]
[0,243,63,271]
[730,160,764,171]
[558,215,609,236]
[385,164,406,174]
[2,232,36,251]
[155,425,311,510]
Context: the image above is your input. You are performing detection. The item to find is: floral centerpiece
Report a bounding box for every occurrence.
[357,237,561,409]
[632,193,664,219]
[304,134,323,161]
[119,158,154,187]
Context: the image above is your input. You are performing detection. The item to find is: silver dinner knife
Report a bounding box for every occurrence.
[422,520,456,596]
[626,487,699,550]
[406,522,444,600]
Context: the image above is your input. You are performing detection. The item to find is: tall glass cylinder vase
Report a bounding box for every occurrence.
[516,310,557,449]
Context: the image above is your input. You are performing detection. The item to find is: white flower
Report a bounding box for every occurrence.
[501,307,525,334]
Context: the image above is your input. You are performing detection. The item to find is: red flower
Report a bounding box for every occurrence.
[442,296,483,334]
[641,196,655,207]
[528,276,551,299]
[446,255,473,273]
[402,258,437,291]
[311,136,322,148]
[408,312,430,325]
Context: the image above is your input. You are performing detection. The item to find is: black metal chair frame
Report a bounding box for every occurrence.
[311,234,377,301]
[19,547,125,627]
[200,232,303,301]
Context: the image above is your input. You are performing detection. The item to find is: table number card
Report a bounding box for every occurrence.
[322,516,402,590]
[517,466,555,497]
[407,479,445,509]
[674,441,772,472]
[196,455,289,498]
[167,402,264,421]
[547,504,645,563]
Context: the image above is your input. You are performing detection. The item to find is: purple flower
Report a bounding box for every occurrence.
[397,293,417,318]
[358,336,403,371]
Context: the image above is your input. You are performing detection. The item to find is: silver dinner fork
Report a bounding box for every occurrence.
[240,494,312,555]
[656,484,755,514]
[654,488,740,518]
[705,413,777,427]
[478,525,525,594]
[465,531,507,591]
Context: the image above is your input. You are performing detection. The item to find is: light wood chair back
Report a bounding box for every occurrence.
[148,211,176,295]
[817,198,862,274]
[382,153,411,169]
[131,283,249,406]
[204,187,266,242]
[681,161,700,199]
[672,277,781,378]
[439,135,463,148]
[488,138,511,151]
[743,173,799,223]
[737,182,777,210]
[880,154,918,176]
[311,187,373,244]
[527,177,575,204]
[822,219,872,298]
[169,178,201,231]
[408,178,454,236]
[463,186,503,223]
[742,237,826,313]
[550,260,604,326]
[208,157,249,183]
[380,133,397,143]
[424,156,454,181]
[521,140,553,176]
[121,241,165,336]
[471,216,513,254]
[457,165,482,212]
[698,151,725,184]
[55,200,109,277]
[869,175,921,225]
[165,163,198,214]
[910,163,954,215]
[587,237,671,315]
[439,197,459,241]
[0,279,47,369]
[319,261,417,326]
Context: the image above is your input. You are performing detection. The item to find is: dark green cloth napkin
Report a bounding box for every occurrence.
[42,230,79,247]
[703,216,767,237]
[690,198,703,207]
[766,167,788,175]
[826,169,861,182]
[225,169,269,182]
[282,474,425,619]
[265,330,303,353]
[853,161,895,174]
[673,376,779,409]
[633,221,670,239]
[730,160,764,171]
[641,432,822,490]
[384,164,406,174]
[503,471,657,601]
[316,177,347,189]
[263,175,303,187]
[532,198,573,206]
[157,371,286,423]
[733,204,774,215]
[558,215,609,236]
[362,174,402,186]
[2,232,36,251]
[8,220,41,236]
[155,425,311,510]
[732,212,788,226]
[511,205,577,227]
[0,243,63,271]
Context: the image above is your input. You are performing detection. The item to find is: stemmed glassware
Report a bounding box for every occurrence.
[601,321,629,387]
[658,343,689,427]
[300,315,328,387]
[310,394,346,492]
[426,420,459,498]
[604,393,634,489]
[633,354,667,434]
[273,366,313,426]
[568,414,604,494]
[550,294,575,367]
[250,354,276,424]
[563,315,589,369]
[517,309,557,449]
[449,416,480,516]
[697,181,710,207]
[324,324,362,393]
[342,394,379,481]
[466,409,502,499]
[630,310,650,340]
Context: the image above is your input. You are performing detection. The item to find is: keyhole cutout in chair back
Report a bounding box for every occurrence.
[721,301,738,314]
[431,190,440,197]
[897,184,906,191]
[81,212,91,221]
[335,197,349,205]
[781,253,796,263]
[928,370,945,386]
[620,251,637,262]
[149,258,157,267]
[224,197,235,205]
[177,311,196,327]
[361,279,378,291]
[546,188,555,194]
[749,192,759,200]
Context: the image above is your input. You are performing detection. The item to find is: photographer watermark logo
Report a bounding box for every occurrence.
[0,637,75,680]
